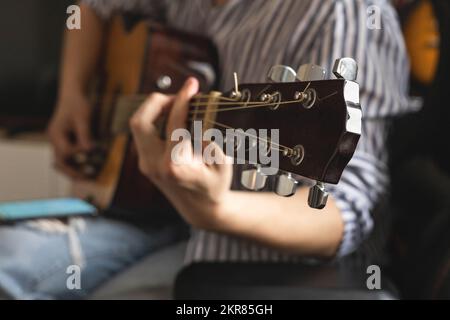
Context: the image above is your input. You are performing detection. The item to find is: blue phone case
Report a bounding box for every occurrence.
[0,198,97,221]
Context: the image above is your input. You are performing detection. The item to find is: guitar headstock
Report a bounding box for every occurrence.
[193,58,361,209]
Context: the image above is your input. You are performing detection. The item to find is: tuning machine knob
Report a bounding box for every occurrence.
[333,57,358,81]
[308,182,329,209]
[241,165,269,191]
[275,173,298,197]
[297,64,326,81]
[267,65,297,83]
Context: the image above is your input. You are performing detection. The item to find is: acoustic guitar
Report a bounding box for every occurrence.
[71,15,362,215]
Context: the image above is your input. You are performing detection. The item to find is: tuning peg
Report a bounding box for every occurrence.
[333,57,358,81]
[241,165,268,191]
[275,173,298,197]
[267,65,297,83]
[308,182,329,209]
[297,64,326,81]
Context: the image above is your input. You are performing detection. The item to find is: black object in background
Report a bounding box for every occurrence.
[0,0,73,132]
[388,0,450,299]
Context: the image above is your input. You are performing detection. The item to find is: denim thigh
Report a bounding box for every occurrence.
[0,216,186,299]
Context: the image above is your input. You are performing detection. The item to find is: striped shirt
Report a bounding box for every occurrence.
[83,0,417,262]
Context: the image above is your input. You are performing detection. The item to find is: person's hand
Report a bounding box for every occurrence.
[47,93,93,178]
[130,78,233,229]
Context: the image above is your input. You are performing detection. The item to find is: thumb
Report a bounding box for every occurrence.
[166,77,199,145]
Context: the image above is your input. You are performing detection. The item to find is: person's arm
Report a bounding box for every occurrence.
[48,2,105,178]
[213,190,344,257]
[49,0,168,178]
[58,2,104,103]
[216,0,408,258]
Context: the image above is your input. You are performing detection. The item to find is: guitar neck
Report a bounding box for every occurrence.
[107,92,257,166]
[109,92,225,139]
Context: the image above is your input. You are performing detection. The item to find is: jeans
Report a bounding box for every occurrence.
[0,213,188,299]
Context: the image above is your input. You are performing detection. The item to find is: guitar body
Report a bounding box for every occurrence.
[73,15,218,213]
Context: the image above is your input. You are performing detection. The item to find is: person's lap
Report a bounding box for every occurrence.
[0,214,187,299]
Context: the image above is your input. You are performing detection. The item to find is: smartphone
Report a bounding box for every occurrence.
[0,198,97,222]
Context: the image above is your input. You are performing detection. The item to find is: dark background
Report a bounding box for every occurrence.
[0,0,73,122]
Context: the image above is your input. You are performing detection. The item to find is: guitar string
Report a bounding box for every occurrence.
[105,89,337,154]
[188,81,313,108]
[92,81,319,109]
[194,89,336,106]
[94,83,339,116]
[201,118,293,153]
[188,99,302,114]
[168,116,293,153]
[189,101,298,115]
[194,82,312,103]
[183,90,339,153]
[187,91,338,114]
